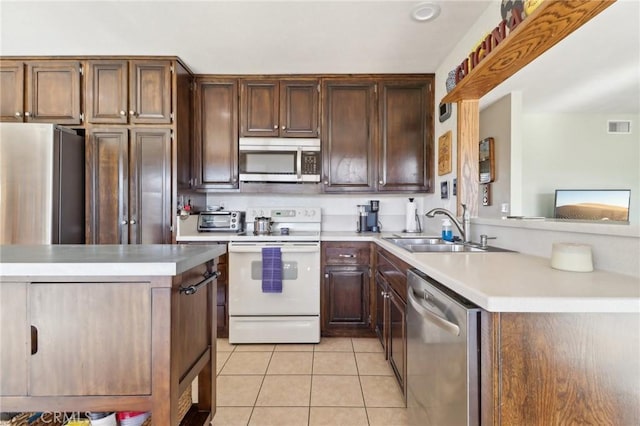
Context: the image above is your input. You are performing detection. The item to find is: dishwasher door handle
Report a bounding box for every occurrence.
[408,287,460,336]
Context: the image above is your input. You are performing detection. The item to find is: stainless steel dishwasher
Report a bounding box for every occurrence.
[406,269,480,425]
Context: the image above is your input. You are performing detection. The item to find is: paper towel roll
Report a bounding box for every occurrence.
[550,243,593,272]
[405,199,418,232]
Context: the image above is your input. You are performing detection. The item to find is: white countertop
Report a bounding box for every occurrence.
[0,244,227,277]
[175,226,640,313]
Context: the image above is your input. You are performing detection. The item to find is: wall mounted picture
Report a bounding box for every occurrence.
[438,131,452,176]
[479,137,495,183]
[441,181,449,199]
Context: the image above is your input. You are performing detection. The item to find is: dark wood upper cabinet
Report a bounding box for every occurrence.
[378,79,433,192]
[85,60,128,124]
[321,80,377,192]
[86,60,172,125]
[129,60,172,124]
[0,61,25,122]
[280,80,319,137]
[240,79,319,138]
[193,78,239,189]
[25,61,82,125]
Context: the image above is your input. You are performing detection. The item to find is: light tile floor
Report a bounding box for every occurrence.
[212,337,408,426]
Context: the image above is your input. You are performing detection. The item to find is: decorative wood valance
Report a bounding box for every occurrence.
[442,0,615,104]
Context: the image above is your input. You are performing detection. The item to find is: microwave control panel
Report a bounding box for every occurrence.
[302,152,320,175]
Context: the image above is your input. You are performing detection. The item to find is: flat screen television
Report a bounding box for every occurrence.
[553,189,631,222]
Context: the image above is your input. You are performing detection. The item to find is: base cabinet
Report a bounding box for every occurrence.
[321,242,374,337]
[375,247,409,398]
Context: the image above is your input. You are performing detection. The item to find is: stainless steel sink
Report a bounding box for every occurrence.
[383,236,512,253]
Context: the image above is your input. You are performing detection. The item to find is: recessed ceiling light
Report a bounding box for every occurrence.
[412,2,441,22]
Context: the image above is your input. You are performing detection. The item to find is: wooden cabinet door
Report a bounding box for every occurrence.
[322,266,370,335]
[280,80,319,137]
[240,80,279,137]
[129,128,172,244]
[29,282,152,396]
[374,272,388,356]
[129,60,172,124]
[194,79,239,189]
[378,79,433,192]
[0,61,25,122]
[388,288,407,397]
[86,60,128,124]
[86,128,129,244]
[25,61,82,124]
[0,282,28,396]
[322,80,377,192]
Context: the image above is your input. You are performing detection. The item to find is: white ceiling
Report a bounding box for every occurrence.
[1,0,638,113]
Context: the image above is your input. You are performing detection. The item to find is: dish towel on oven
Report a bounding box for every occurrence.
[261,246,283,293]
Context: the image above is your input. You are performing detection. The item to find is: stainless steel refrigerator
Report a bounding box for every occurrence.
[0,123,85,244]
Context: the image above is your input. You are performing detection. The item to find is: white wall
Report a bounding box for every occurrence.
[521,113,639,225]
[478,93,514,218]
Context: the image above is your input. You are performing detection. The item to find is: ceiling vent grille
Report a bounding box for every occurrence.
[607,120,632,134]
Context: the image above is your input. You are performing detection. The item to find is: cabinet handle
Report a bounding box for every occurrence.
[179,271,220,295]
[24,112,31,117]
[121,220,127,225]
[324,273,329,278]
[338,254,356,258]
[129,110,136,117]
[379,180,383,185]
[14,112,22,118]
[273,124,278,129]
[281,126,286,130]
[120,110,126,116]
[323,180,328,185]
[31,325,38,355]
[130,219,137,225]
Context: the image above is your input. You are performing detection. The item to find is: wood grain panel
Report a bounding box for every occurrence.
[280,80,319,137]
[442,0,615,103]
[240,80,279,136]
[29,283,152,396]
[498,313,640,425]
[129,60,172,124]
[456,99,479,217]
[323,242,371,265]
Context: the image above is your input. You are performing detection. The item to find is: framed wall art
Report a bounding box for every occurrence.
[438,131,452,176]
[479,137,495,183]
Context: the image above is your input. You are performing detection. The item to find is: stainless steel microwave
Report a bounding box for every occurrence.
[238,138,321,183]
[198,211,245,232]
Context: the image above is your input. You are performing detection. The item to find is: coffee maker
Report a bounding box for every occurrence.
[356,200,380,233]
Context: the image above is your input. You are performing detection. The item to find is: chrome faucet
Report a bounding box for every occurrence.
[426,204,471,243]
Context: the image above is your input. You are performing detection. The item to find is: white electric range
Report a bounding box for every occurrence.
[177,207,322,344]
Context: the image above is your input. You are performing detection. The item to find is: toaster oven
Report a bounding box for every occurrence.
[197,211,245,232]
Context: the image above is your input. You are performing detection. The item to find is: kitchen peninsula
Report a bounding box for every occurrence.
[0,244,226,426]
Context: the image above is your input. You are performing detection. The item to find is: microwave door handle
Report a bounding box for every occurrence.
[297,147,302,181]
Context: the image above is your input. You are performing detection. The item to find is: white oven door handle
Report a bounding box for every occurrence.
[229,244,320,253]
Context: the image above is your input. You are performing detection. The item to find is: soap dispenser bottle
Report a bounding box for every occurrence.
[441,219,453,241]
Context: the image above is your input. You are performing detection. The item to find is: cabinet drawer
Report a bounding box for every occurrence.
[324,242,370,265]
[376,249,409,301]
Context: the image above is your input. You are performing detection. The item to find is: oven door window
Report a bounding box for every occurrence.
[251,260,298,280]
[202,215,230,227]
[240,151,296,174]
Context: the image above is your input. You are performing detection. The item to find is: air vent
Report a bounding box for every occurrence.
[607,120,632,134]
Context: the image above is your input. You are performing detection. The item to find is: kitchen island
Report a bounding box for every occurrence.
[0,244,226,426]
